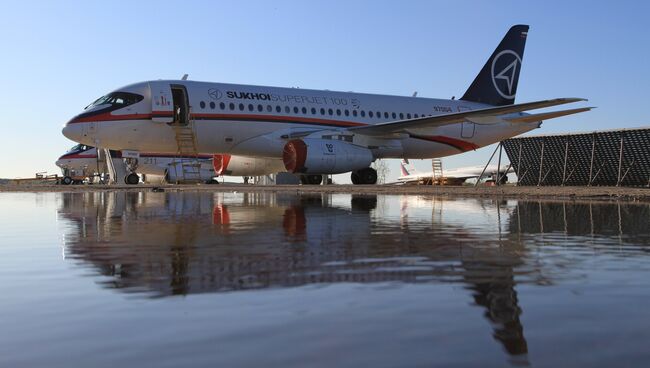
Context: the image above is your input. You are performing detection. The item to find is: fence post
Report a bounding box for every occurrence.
[537,138,545,186]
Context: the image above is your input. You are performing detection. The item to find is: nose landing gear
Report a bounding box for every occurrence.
[124,173,140,185]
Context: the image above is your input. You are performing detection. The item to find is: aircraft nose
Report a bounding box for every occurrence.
[62,123,82,142]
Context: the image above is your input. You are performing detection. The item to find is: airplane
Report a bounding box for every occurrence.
[56,144,284,184]
[62,25,592,185]
[397,159,511,185]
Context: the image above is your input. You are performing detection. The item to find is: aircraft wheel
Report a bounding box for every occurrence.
[205,178,220,185]
[307,174,322,185]
[355,168,377,185]
[125,173,139,185]
[300,175,321,185]
[61,176,73,185]
[351,172,360,185]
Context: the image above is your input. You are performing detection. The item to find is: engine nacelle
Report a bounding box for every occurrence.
[213,154,285,176]
[282,139,374,174]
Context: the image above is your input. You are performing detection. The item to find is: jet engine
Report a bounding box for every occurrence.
[213,154,285,176]
[282,139,374,174]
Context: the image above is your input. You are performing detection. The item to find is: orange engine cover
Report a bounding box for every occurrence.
[282,140,308,173]
[212,154,232,175]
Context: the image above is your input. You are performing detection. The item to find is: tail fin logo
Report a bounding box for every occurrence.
[491,50,522,99]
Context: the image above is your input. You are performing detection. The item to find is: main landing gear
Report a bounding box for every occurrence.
[351,167,377,185]
[300,174,323,185]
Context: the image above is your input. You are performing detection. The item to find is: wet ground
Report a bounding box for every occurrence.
[1,191,649,367]
[2,183,650,202]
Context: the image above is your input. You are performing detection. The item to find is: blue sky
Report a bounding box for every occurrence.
[1,1,648,180]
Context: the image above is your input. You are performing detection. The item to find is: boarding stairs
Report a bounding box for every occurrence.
[432,158,444,185]
[103,148,129,184]
[170,115,202,183]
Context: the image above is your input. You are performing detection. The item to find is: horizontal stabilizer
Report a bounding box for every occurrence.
[505,107,594,123]
[349,98,587,136]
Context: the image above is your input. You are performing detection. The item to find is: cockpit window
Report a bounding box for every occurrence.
[66,144,93,153]
[85,92,144,110]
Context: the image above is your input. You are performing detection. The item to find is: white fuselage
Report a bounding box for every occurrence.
[62,80,540,165]
[398,164,511,183]
[55,146,214,178]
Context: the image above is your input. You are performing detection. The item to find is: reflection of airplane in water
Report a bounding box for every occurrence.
[58,192,537,360]
[58,193,650,361]
[57,194,650,363]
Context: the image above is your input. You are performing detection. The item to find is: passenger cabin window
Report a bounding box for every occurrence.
[200,101,206,109]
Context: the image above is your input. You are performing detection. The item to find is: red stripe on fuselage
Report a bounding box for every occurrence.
[69,111,366,128]
[58,153,96,159]
[193,113,366,127]
[69,112,153,123]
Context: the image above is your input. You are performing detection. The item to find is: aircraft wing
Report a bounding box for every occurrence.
[348,98,589,136]
[503,107,593,123]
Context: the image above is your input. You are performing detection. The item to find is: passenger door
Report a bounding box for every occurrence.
[149,82,174,123]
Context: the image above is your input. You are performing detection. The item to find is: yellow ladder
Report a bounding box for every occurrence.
[432,158,443,185]
[170,117,202,183]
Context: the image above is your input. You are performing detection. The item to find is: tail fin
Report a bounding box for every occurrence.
[400,160,411,176]
[461,25,529,106]
[400,159,418,176]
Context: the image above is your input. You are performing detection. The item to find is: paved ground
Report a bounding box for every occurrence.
[2,183,649,202]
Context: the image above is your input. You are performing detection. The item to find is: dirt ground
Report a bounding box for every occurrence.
[2,182,649,202]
